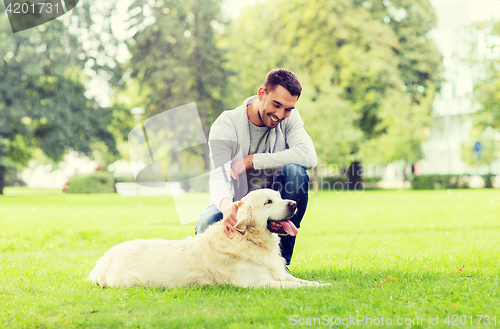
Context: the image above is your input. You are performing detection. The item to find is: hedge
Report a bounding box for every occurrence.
[411,174,471,190]
[65,172,212,194]
[69,172,497,193]
[66,172,116,193]
[409,174,497,190]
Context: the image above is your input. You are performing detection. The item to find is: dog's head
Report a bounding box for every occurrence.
[234,189,298,236]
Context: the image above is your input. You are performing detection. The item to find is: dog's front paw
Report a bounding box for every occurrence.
[306,281,331,287]
[317,282,332,287]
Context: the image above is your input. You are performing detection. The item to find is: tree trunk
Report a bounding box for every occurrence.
[193,4,211,171]
[198,101,211,171]
[0,138,6,195]
[401,161,407,190]
[0,166,5,195]
[347,161,362,191]
[485,164,493,188]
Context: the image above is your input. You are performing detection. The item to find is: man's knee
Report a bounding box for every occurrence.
[282,163,306,176]
[281,164,309,183]
[195,217,210,235]
[196,206,222,235]
[278,164,309,195]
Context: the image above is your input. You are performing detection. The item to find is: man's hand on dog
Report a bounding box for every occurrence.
[220,199,244,238]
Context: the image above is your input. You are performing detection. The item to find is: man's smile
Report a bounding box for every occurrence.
[270,114,280,123]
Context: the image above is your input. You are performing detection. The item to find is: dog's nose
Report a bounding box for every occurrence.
[288,201,297,210]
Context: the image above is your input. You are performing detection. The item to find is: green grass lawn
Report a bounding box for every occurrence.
[1,188,499,328]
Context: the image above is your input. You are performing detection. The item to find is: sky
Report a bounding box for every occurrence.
[439,0,500,21]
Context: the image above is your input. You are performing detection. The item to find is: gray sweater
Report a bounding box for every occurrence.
[208,95,317,210]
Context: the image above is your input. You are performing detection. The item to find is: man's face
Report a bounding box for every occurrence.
[257,85,298,128]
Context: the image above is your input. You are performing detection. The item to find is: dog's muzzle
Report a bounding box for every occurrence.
[267,201,298,236]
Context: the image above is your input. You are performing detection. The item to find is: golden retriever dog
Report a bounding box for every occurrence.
[89,189,329,289]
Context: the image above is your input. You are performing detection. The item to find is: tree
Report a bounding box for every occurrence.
[123,0,228,171]
[0,5,117,194]
[461,126,499,178]
[463,18,500,184]
[470,19,500,129]
[220,0,442,173]
[362,0,443,105]
[358,85,435,182]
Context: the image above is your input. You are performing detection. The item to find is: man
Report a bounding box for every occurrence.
[195,69,317,266]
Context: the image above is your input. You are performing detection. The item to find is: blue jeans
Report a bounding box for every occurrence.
[195,164,309,265]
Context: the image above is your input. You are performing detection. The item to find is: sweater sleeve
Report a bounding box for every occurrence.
[252,109,317,170]
[208,116,237,210]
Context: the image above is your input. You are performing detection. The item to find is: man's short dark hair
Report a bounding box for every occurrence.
[263,69,302,99]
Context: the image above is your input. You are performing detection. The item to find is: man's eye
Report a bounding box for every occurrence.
[274,103,280,108]
[264,199,272,205]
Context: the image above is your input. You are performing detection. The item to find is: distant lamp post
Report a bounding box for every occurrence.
[131,107,145,121]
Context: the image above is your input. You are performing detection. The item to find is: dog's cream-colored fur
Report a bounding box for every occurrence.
[89,189,328,288]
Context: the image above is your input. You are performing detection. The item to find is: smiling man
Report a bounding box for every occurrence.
[195,69,317,266]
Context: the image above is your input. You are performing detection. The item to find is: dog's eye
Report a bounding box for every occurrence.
[264,199,272,205]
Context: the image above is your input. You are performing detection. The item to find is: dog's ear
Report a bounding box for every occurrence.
[234,203,252,232]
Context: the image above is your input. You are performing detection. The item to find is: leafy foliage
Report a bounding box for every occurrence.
[221,0,442,168]
[0,4,118,194]
[471,19,500,130]
[411,174,471,189]
[464,19,500,172]
[461,126,499,170]
[121,0,228,170]
[66,171,116,193]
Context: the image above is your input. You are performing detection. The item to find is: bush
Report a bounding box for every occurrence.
[362,176,382,190]
[164,171,210,193]
[482,174,494,188]
[182,174,210,193]
[66,172,116,193]
[4,168,26,187]
[114,175,136,183]
[412,175,471,190]
[316,176,347,190]
[411,175,434,190]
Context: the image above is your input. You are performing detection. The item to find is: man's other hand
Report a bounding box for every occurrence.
[220,199,244,238]
[230,154,254,180]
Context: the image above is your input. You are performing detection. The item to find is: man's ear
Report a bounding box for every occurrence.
[257,86,266,100]
[235,203,251,232]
